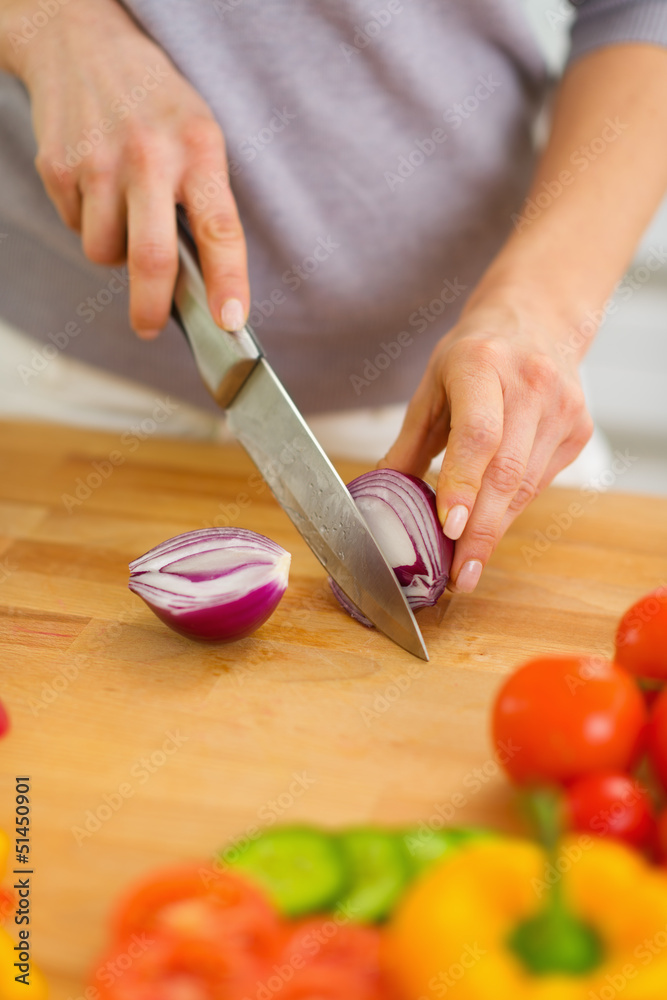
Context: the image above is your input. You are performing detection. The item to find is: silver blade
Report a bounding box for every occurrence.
[227,359,428,660]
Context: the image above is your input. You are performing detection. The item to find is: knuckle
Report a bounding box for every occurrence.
[453,414,502,458]
[182,116,225,157]
[485,454,526,495]
[130,240,175,276]
[35,149,72,189]
[508,478,538,513]
[522,353,558,394]
[466,520,498,554]
[199,211,244,249]
[569,415,594,452]
[124,132,163,174]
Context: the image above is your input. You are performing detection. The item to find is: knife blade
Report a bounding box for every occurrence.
[172,218,428,660]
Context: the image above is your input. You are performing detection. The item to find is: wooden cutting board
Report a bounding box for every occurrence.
[0,419,665,998]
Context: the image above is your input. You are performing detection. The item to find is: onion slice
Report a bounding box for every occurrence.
[129,527,291,642]
[330,470,453,626]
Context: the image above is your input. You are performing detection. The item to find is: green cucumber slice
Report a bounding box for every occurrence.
[221,826,346,918]
[402,826,497,875]
[335,828,411,923]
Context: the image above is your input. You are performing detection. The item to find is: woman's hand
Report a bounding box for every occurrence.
[0,0,249,337]
[385,40,667,595]
[381,299,594,593]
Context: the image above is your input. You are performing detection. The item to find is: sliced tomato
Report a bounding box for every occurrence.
[280,965,384,1000]
[281,918,383,971]
[112,864,281,960]
[93,933,267,1000]
[279,919,390,997]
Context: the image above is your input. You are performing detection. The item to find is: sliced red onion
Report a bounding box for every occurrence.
[330,469,453,626]
[129,528,290,642]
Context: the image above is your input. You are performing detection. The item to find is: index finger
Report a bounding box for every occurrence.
[436,372,504,540]
[183,158,250,332]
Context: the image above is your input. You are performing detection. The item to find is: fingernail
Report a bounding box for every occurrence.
[443,504,468,540]
[220,298,246,332]
[455,559,483,594]
[136,329,160,340]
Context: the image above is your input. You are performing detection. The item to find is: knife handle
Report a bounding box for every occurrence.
[173,212,263,409]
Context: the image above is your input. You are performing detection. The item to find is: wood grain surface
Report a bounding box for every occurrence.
[0,419,665,998]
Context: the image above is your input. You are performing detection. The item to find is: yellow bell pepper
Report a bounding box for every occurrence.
[0,829,48,999]
[387,836,667,1000]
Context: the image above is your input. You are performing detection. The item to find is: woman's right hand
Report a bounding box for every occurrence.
[0,0,249,337]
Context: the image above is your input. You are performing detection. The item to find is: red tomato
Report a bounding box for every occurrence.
[112,865,281,960]
[648,688,667,793]
[565,771,655,848]
[280,966,385,1000]
[615,589,667,681]
[93,934,266,1000]
[281,918,384,977]
[492,656,647,785]
[278,919,390,999]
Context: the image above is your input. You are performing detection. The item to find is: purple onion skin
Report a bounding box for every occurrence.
[330,470,453,626]
[128,527,290,644]
[132,579,284,643]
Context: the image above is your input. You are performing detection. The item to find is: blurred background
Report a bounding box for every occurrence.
[523,0,667,494]
[1,0,665,492]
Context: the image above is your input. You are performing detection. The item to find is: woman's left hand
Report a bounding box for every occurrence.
[380,297,594,594]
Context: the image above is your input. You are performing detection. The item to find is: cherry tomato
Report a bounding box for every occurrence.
[93,933,266,1000]
[615,589,667,681]
[648,688,667,793]
[565,771,655,848]
[492,656,647,785]
[111,865,281,960]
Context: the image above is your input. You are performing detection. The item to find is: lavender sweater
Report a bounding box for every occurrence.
[0,0,666,414]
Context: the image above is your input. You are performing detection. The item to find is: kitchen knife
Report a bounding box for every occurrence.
[172,218,428,660]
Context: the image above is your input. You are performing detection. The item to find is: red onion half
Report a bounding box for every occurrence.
[129,528,290,642]
[330,470,453,626]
